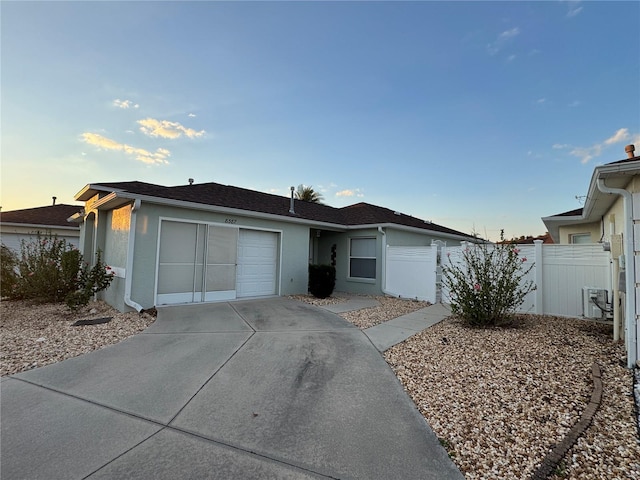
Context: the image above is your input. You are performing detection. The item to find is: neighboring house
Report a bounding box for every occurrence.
[542,144,640,368]
[498,233,554,244]
[72,180,476,314]
[0,203,82,252]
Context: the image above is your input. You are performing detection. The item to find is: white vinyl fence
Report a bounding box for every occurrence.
[386,241,611,318]
[383,246,438,302]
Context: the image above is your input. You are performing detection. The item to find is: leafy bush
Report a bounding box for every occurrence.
[442,239,536,327]
[1,244,19,297]
[4,233,114,310]
[11,233,82,302]
[308,264,336,298]
[65,250,115,311]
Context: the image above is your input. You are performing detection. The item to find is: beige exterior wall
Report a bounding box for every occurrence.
[558,221,601,244]
[601,195,625,244]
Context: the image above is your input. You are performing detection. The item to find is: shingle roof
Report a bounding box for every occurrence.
[0,204,82,228]
[91,181,474,239]
[604,155,640,166]
[554,208,583,217]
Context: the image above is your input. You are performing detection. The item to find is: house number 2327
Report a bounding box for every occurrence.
[224,218,237,224]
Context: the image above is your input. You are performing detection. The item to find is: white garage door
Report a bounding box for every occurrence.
[236,229,278,298]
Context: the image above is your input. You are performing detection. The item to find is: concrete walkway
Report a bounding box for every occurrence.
[1,297,462,480]
[318,295,452,351]
[364,303,452,351]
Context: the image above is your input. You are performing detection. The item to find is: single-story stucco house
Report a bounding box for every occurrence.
[542,144,640,368]
[0,202,81,252]
[71,180,475,314]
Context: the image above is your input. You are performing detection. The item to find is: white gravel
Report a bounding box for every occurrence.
[385,314,640,480]
[1,299,155,377]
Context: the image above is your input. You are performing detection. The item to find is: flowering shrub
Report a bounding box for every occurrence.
[442,239,536,327]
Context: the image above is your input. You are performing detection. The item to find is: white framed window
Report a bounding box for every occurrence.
[570,233,592,244]
[349,237,376,279]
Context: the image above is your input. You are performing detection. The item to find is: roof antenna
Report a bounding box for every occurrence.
[52,196,57,205]
[289,186,295,214]
[188,178,194,185]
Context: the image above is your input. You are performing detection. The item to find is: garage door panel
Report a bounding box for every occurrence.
[159,222,198,264]
[158,265,196,295]
[205,265,236,291]
[207,227,238,264]
[237,230,278,298]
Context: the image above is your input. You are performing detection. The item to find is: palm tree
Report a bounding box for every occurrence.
[294,184,324,203]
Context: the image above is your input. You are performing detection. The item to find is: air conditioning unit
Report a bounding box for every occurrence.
[582,287,608,319]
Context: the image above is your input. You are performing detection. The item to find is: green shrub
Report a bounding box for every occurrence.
[12,233,81,302]
[65,249,115,311]
[1,244,19,298]
[4,233,114,310]
[442,239,536,327]
[308,264,336,299]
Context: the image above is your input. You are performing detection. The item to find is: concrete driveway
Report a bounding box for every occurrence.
[1,297,463,479]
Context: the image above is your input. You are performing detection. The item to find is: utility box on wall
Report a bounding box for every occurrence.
[582,287,608,319]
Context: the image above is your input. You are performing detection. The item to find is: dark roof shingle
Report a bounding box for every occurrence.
[92,181,474,239]
[0,204,82,228]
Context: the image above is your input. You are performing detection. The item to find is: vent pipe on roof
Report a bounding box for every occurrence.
[625,144,636,159]
[52,196,57,205]
[188,178,194,185]
[289,186,295,214]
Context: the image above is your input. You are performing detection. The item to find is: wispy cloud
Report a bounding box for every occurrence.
[81,132,170,165]
[557,128,634,164]
[568,100,581,107]
[487,27,520,56]
[138,118,205,139]
[566,1,583,17]
[113,99,139,109]
[188,113,196,118]
[336,188,364,198]
[604,128,630,145]
[536,98,547,104]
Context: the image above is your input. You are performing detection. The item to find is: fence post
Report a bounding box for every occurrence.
[534,240,544,314]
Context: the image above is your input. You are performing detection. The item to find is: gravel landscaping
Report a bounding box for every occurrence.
[385,314,640,480]
[2,294,639,479]
[0,300,155,377]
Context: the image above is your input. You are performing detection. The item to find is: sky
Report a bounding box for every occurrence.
[1,1,639,241]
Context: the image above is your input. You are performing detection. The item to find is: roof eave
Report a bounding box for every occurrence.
[353,222,475,242]
[75,183,128,202]
[0,222,80,231]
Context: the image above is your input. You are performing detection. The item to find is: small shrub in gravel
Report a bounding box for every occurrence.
[308,264,336,298]
[443,237,536,327]
[65,249,115,311]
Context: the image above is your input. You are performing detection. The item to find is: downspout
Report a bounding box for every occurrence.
[596,178,637,368]
[378,226,395,297]
[124,199,144,312]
